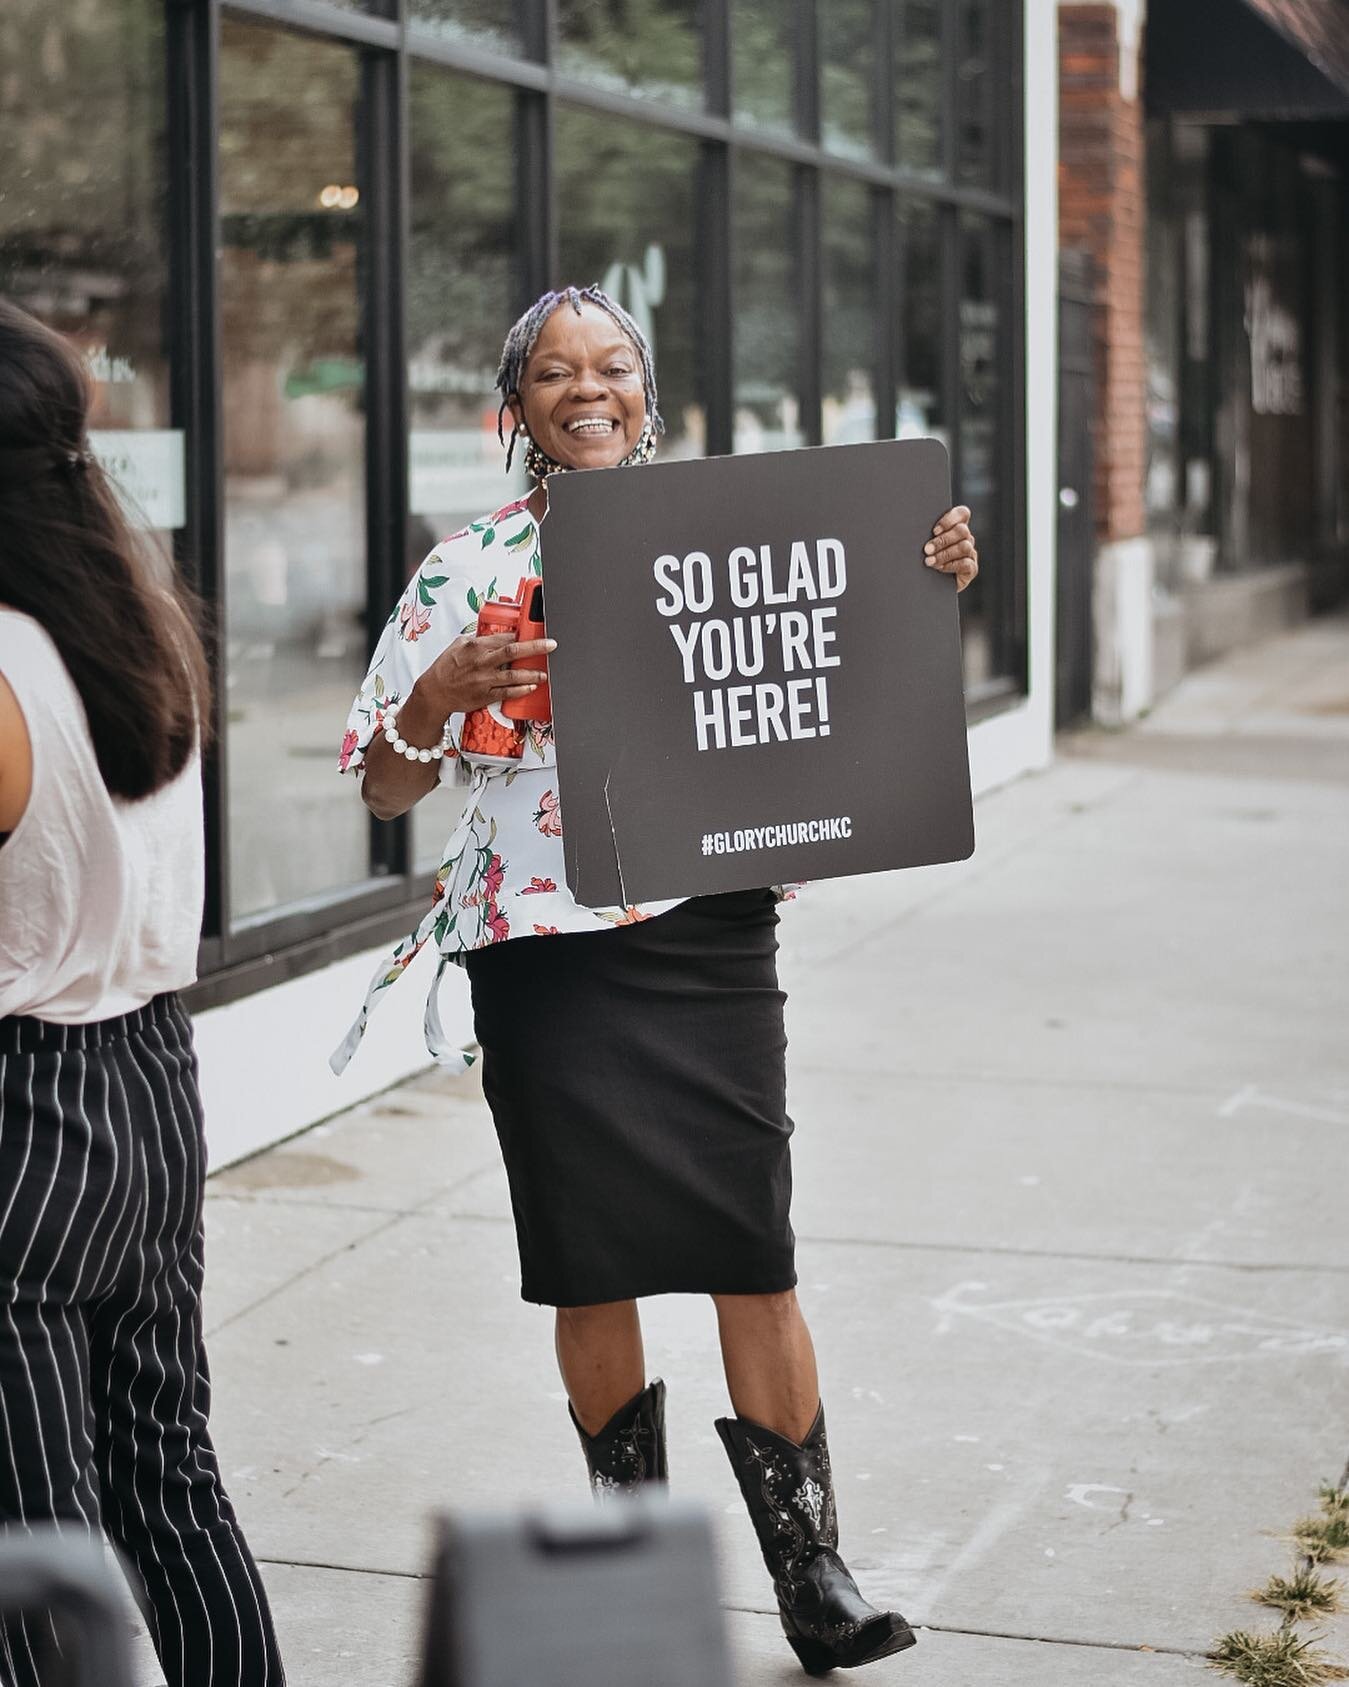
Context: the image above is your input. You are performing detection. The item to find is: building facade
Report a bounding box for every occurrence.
[0,0,1058,1159]
[1058,0,1349,722]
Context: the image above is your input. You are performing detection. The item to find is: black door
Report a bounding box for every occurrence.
[1056,251,1096,727]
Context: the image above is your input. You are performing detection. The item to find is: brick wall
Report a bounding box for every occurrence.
[1059,3,1148,543]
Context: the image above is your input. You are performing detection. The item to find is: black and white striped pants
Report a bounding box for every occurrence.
[0,996,284,1686]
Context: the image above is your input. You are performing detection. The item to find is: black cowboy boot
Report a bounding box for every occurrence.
[716,1404,916,1676]
[570,1378,668,1498]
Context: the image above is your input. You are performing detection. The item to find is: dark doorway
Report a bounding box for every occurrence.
[1056,250,1097,727]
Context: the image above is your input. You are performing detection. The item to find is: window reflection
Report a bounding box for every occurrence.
[408,65,522,872]
[733,155,803,453]
[556,109,703,460]
[897,199,945,445]
[0,0,180,537]
[732,0,794,137]
[557,0,702,109]
[408,0,522,57]
[895,0,943,177]
[957,213,1005,689]
[821,0,877,161]
[822,178,878,445]
[219,20,370,922]
[956,0,996,188]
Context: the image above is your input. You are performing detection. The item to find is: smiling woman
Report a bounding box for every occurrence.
[330,283,980,1676]
[495,288,660,476]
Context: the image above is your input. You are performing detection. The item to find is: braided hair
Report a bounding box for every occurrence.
[494,285,663,473]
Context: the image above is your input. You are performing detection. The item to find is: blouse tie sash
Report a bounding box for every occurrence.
[329,763,492,1077]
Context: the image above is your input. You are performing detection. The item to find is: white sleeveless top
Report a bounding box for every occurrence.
[0,608,204,1023]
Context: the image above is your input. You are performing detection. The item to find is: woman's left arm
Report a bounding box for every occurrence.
[924,505,979,592]
[0,670,33,835]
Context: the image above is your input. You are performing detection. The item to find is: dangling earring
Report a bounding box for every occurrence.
[524,437,565,482]
[620,418,658,467]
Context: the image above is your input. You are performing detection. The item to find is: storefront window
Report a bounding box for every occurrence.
[897,199,945,446]
[557,0,702,110]
[820,0,877,161]
[895,0,943,177]
[218,20,370,922]
[956,212,1006,690]
[556,108,703,459]
[0,0,180,537]
[955,0,996,188]
[733,155,803,454]
[408,65,522,872]
[408,0,523,57]
[731,0,795,137]
[822,178,878,445]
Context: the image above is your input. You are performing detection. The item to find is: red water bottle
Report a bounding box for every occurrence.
[475,577,551,723]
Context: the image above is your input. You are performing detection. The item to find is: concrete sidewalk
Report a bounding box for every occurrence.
[190,616,1348,1686]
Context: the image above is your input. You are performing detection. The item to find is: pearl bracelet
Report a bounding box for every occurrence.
[382,701,453,764]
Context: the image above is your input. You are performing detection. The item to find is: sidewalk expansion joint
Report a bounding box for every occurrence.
[256,1555,425,1581]
[723,1604,1209,1659]
[795,1232,1349,1276]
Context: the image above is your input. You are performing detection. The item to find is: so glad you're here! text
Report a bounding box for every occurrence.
[652,538,847,752]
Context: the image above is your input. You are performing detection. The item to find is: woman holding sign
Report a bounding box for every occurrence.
[338,287,977,1676]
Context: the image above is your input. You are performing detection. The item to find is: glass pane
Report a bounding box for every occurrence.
[895,0,943,177]
[557,0,702,109]
[733,155,803,453]
[956,212,1006,688]
[556,108,703,460]
[408,65,522,872]
[897,199,945,445]
[822,178,878,446]
[955,0,996,188]
[408,0,523,56]
[219,20,370,923]
[820,0,877,161]
[732,0,795,137]
[0,0,182,538]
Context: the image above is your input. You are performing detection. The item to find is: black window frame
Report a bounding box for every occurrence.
[154,0,1025,1009]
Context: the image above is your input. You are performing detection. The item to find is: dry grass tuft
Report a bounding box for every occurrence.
[1252,1566,1344,1623]
[1209,1629,1349,1686]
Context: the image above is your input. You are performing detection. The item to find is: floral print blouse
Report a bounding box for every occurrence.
[330,497,686,1076]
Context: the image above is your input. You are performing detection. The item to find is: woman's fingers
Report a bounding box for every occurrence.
[493,668,548,689]
[504,637,556,662]
[927,537,976,566]
[922,510,979,593]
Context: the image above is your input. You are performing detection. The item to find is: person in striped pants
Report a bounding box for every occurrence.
[0,299,284,1684]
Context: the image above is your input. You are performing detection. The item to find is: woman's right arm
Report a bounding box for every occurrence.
[360,630,553,822]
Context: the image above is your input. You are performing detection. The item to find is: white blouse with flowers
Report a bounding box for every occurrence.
[331,496,689,1076]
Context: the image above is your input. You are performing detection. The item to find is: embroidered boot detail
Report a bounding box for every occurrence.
[571,1379,668,1500]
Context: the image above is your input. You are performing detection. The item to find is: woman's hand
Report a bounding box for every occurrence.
[924,505,979,592]
[361,632,555,822]
[423,631,554,717]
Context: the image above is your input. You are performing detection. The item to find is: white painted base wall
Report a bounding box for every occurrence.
[197,2,1061,1170]
[1093,536,1156,725]
[195,945,473,1169]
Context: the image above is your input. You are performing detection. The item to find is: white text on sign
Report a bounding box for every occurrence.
[652,539,847,751]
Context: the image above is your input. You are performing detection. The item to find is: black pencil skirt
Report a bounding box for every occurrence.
[463,888,798,1307]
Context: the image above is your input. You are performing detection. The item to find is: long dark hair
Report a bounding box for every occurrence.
[0,298,211,800]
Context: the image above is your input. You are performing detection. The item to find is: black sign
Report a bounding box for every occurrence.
[542,438,974,907]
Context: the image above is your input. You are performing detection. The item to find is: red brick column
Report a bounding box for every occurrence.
[1059,3,1147,545]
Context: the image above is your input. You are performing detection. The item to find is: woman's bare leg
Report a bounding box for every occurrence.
[712,1289,820,1443]
[554,1300,645,1433]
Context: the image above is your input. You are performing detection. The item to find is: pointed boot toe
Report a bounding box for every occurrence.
[716,1406,917,1675]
